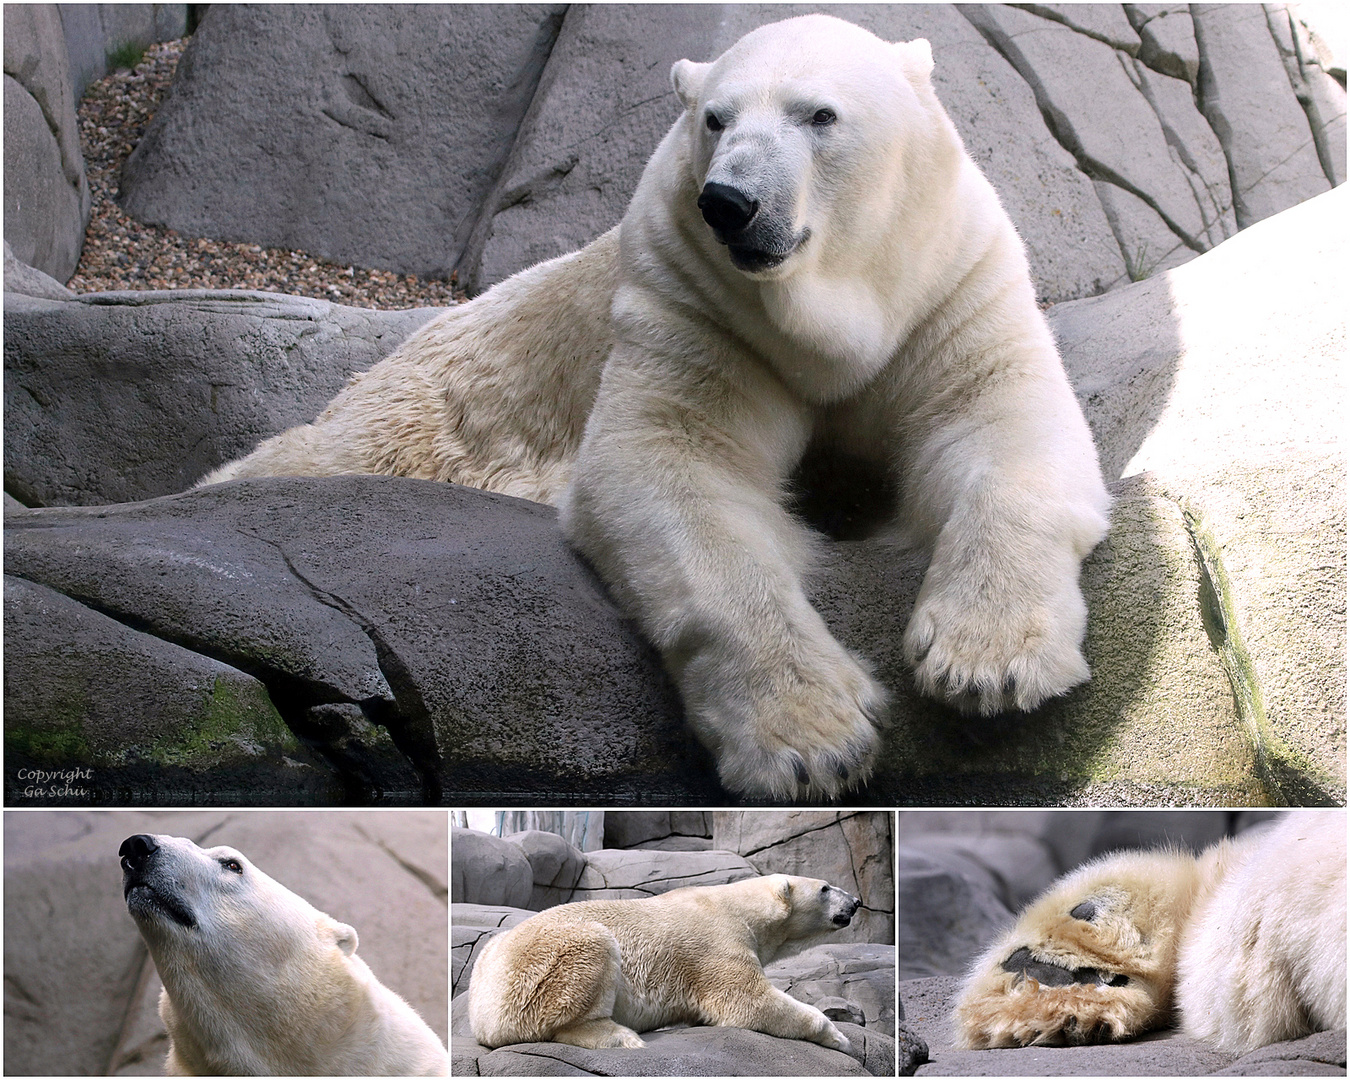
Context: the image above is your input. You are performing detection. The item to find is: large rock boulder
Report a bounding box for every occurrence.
[5,810,447,1078]
[766,943,897,1030]
[118,5,567,280]
[3,289,441,507]
[117,6,1342,299]
[502,829,587,909]
[450,828,532,908]
[3,4,91,282]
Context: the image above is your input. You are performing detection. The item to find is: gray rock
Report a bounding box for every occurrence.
[2,289,441,507]
[962,5,1212,271]
[119,5,567,279]
[1191,4,1332,229]
[3,574,337,806]
[570,848,759,899]
[4,240,75,299]
[1128,6,1200,84]
[503,829,586,909]
[899,1022,931,1076]
[451,828,532,909]
[896,812,1105,879]
[60,4,190,98]
[1216,1029,1347,1076]
[894,850,1012,980]
[106,7,1341,303]
[3,4,91,282]
[712,812,894,945]
[897,833,1058,914]
[1061,185,1347,802]
[1085,811,1235,858]
[469,1023,879,1077]
[2,476,722,804]
[6,810,447,1078]
[766,942,897,1029]
[603,811,712,850]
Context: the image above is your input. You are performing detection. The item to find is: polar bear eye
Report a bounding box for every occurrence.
[811,108,837,127]
[704,111,724,133]
[219,858,244,874]
[820,884,830,894]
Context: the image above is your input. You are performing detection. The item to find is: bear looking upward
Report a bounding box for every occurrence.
[119,834,448,1076]
[203,15,1110,801]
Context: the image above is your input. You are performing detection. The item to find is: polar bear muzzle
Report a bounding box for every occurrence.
[825,883,861,926]
[121,833,198,929]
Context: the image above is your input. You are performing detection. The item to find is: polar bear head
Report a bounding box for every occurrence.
[670,14,944,280]
[119,833,368,1074]
[741,874,862,962]
[120,833,358,972]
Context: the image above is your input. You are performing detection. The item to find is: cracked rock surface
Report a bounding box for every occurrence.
[2,809,447,1077]
[114,4,1343,300]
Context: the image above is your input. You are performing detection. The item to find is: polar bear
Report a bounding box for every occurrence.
[466,874,861,1052]
[204,15,1110,801]
[953,811,1347,1054]
[119,833,448,1076]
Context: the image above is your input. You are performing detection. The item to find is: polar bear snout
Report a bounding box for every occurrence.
[121,833,198,929]
[698,182,759,235]
[827,885,861,926]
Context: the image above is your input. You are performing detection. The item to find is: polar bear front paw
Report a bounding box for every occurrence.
[956,948,1144,1048]
[954,873,1176,1049]
[903,577,1090,716]
[697,649,886,801]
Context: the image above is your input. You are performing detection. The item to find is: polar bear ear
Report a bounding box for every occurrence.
[894,38,935,84]
[326,919,359,957]
[671,59,710,109]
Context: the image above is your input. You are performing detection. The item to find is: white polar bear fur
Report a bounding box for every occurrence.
[121,834,448,1076]
[205,15,1110,802]
[467,874,861,1052]
[954,810,1347,1054]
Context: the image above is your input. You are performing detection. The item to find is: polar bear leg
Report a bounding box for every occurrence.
[901,382,1110,716]
[565,345,884,801]
[1177,813,1347,1053]
[469,920,632,1049]
[953,851,1199,1048]
[551,1017,646,1050]
[703,975,850,1051]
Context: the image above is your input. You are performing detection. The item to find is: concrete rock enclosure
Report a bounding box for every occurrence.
[116,4,1343,298]
[451,811,898,1076]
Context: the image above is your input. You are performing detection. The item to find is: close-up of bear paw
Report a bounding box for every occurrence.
[953,849,1200,1049]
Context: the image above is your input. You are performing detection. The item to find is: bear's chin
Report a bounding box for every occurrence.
[728,245,791,272]
[127,884,198,929]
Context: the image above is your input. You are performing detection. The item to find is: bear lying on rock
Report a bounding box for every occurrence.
[119,833,448,1076]
[955,811,1346,1053]
[204,15,1110,801]
[467,874,862,1053]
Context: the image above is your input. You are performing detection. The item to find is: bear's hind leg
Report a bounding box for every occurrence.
[551,1017,647,1049]
[954,850,1201,1049]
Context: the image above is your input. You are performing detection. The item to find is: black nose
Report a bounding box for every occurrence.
[120,834,158,871]
[698,182,758,235]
